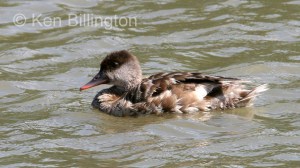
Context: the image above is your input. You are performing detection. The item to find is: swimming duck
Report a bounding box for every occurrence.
[80,50,268,117]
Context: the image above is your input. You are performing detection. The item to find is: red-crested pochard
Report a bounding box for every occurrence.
[80,50,268,117]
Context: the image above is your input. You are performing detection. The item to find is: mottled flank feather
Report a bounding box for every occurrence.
[135,72,268,114]
[82,50,268,117]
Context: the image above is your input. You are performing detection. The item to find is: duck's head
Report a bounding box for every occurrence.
[80,50,142,91]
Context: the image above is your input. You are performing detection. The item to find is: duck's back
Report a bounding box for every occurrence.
[137,72,267,114]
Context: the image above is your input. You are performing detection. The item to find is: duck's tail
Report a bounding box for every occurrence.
[236,84,269,107]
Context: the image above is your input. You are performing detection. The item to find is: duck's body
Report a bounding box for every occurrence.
[80,50,268,117]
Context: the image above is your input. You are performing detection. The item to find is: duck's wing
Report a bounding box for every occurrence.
[138,72,266,113]
[140,72,242,98]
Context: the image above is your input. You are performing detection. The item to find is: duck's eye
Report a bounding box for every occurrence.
[111,62,119,68]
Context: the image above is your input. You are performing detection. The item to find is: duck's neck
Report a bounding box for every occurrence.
[123,84,143,103]
[122,73,142,91]
[127,81,141,91]
[117,81,141,93]
[112,81,142,103]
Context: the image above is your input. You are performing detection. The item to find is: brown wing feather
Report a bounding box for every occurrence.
[141,72,240,98]
[134,72,267,113]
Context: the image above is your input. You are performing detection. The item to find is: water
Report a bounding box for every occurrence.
[1,0,300,167]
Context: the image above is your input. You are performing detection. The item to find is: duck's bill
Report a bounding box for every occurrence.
[80,76,108,91]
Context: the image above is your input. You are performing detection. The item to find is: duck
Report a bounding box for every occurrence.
[80,50,268,117]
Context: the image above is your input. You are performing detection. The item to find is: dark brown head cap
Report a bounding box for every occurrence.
[100,50,138,71]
